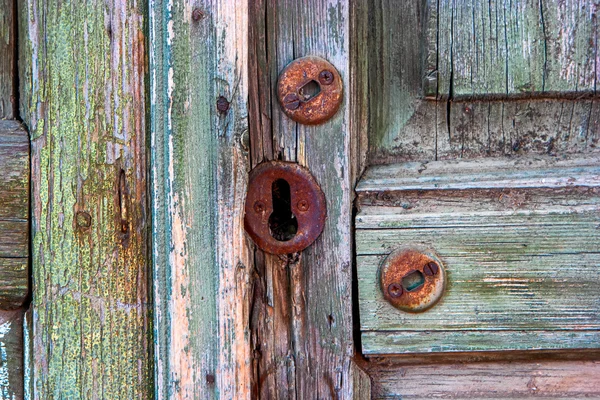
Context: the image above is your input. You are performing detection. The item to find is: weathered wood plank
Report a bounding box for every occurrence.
[357,155,600,192]
[432,0,599,99]
[366,358,600,399]
[0,0,16,119]
[356,164,600,354]
[362,330,600,355]
[367,1,600,164]
[0,121,29,309]
[0,310,23,400]
[19,1,151,398]
[358,246,600,330]
[0,259,27,310]
[150,1,253,398]
[0,121,29,220]
[248,0,357,398]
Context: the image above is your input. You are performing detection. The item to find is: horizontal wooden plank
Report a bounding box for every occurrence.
[356,170,600,354]
[366,358,600,399]
[0,120,29,220]
[0,121,29,308]
[0,310,23,400]
[356,155,600,193]
[431,0,598,99]
[0,259,27,309]
[0,220,27,258]
[358,250,600,331]
[362,330,600,355]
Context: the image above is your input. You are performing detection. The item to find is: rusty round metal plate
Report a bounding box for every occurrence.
[277,56,343,125]
[380,248,446,313]
[244,161,327,254]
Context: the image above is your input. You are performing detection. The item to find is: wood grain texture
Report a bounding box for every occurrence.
[356,159,600,355]
[0,310,23,400]
[0,121,29,309]
[248,0,357,398]
[150,1,253,398]
[364,358,600,399]
[19,1,151,398]
[367,1,600,164]
[431,0,599,99]
[357,155,600,192]
[0,0,16,119]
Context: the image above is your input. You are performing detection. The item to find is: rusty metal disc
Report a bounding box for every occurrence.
[277,56,343,125]
[380,248,446,313]
[244,161,327,254]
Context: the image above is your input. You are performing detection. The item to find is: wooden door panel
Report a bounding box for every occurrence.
[356,155,600,355]
[357,0,600,397]
[427,0,598,99]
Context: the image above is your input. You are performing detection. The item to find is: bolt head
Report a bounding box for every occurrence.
[253,201,265,213]
[297,200,310,212]
[318,70,334,85]
[388,283,404,298]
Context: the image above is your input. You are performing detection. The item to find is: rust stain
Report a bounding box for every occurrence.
[277,56,343,125]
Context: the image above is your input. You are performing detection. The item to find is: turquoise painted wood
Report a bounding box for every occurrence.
[150,0,254,398]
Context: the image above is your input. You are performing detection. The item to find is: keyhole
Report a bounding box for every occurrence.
[402,270,425,292]
[268,179,298,242]
[299,80,321,101]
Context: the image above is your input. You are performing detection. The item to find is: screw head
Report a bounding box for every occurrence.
[217,96,230,113]
[388,283,404,298]
[423,262,439,276]
[297,199,310,212]
[254,201,265,213]
[192,8,205,21]
[283,93,301,110]
[319,70,334,85]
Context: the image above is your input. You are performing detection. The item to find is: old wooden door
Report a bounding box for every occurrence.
[3,0,599,399]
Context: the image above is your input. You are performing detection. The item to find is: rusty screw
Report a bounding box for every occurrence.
[283,93,301,110]
[423,261,439,277]
[297,199,310,212]
[387,283,404,298]
[254,201,265,213]
[318,70,334,85]
[217,96,230,113]
[192,8,205,21]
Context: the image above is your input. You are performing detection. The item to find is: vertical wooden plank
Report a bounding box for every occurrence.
[150,0,252,398]
[19,1,151,398]
[248,0,360,398]
[0,0,16,119]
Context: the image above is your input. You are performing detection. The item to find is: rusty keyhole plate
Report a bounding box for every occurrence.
[380,248,446,313]
[277,56,343,125]
[244,161,327,254]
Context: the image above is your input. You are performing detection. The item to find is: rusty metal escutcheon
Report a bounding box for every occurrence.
[277,56,343,125]
[380,248,446,313]
[244,161,327,254]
